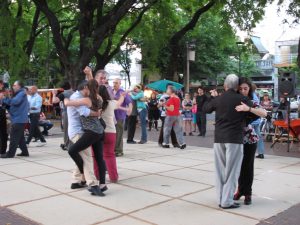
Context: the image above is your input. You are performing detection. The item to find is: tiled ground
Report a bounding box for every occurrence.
[1,138,300,225]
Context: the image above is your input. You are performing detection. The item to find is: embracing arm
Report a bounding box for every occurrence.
[235,102,267,118]
[64,98,91,108]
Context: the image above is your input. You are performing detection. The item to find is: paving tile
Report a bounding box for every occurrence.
[121,174,211,197]
[255,171,300,189]
[21,151,64,162]
[0,171,16,182]
[100,216,151,225]
[26,171,74,193]
[9,195,119,225]
[160,168,215,186]
[132,199,258,225]
[37,157,75,170]
[0,162,60,178]
[122,151,163,160]
[192,162,215,172]
[278,163,300,175]
[0,179,58,206]
[145,155,206,167]
[70,183,170,213]
[0,158,26,166]
[117,168,147,181]
[118,160,180,173]
[176,152,215,162]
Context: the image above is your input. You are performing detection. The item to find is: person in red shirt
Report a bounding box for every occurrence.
[162,86,186,149]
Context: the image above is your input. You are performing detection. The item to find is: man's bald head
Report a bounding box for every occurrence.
[30,86,38,95]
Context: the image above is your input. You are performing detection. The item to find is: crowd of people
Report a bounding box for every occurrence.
[0,71,271,206]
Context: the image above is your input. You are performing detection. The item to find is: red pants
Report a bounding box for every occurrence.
[103,133,118,181]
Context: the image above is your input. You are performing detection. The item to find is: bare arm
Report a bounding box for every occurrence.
[64,98,92,108]
[83,66,93,80]
[235,102,267,117]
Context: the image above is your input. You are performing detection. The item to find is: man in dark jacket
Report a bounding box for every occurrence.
[0,81,29,158]
[204,74,263,209]
[0,80,8,156]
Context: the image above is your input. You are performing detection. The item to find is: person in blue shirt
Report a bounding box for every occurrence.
[26,86,46,146]
[0,81,29,158]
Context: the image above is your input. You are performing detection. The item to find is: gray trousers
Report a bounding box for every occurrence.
[214,143,243,207]
[163,116,184,145]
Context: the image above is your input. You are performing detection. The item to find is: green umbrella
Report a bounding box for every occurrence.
[146,79,183,92]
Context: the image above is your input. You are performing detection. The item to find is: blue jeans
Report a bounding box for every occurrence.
[252,124,265,154]
[139,108,147,142]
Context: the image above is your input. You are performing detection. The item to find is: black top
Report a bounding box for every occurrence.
[204,89,257,144]
[196,94,208,112]
[148,98,159,111]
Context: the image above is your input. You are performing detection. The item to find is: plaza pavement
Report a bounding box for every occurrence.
[1,138,300,225]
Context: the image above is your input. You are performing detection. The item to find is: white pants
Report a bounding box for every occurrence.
[214,143,243,207]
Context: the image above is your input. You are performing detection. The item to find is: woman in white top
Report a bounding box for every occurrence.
[99,85,127,183]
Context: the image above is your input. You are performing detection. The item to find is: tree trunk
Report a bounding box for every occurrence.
[297,37,300,69]
[165,1,215,81]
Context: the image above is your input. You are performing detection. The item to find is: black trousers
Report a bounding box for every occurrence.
[158,117,178,146]
[196,111,207,136]
[0,113,8,154]
[68,131,106,184]
[27,113,45,144]
[6,123,29,157]
[238,143,257,196]
[127,115,137,142]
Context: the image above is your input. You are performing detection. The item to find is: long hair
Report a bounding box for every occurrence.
[87,79,100,111]
[238,77,253,100]
[99,85,111,112]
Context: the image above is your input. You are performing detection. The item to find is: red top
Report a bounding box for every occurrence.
[166,96,181,116]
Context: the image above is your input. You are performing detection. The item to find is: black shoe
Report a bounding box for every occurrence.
[89,185,105,197]
[173,144,180,148]
[221,203,240,209]
[60,144,67,151]
[16,153,29,157]
[244,195,252,205]
[127,140,137,144]
[189,132,193,136]
[162,144,170,148]
[256,154,264,159]
[71,182,87,189]
[180,144,187,149]
[138,140,147,144]
[88,185,108,193]
[0,154,13,158]
[115,152,124,157]
[183,132,186,136]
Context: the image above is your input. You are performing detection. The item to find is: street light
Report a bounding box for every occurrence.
[236,41,244,76]
[186,41,196,92]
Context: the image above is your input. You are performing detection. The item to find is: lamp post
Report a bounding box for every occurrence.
[236,41,244,76]
[186,41,196,92]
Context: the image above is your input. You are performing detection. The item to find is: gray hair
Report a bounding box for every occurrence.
[95,70,109,79]
[224,74,239,90]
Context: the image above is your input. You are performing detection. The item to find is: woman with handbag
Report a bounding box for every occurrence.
[182,93,193,136]
[234,77,266,205]
[99,85,127,183]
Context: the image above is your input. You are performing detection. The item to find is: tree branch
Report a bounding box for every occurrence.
[24,7,40,57]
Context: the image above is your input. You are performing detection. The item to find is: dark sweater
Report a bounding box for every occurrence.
[204,89,257,144]
[196,94,208,112]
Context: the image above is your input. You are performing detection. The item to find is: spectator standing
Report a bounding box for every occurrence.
[195,86,208,137]
[192,92,198,133]
[204,74,266,209]
[129,84,147,144]
[26,86,46,146]
[0,80,8,156]
[162,86,186,149]
[182,93,193,136]
[148,92,160,131]
[127,95,138,144]
[52,81,74,150]
[113,78,132,156]
[0,81,29,158]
